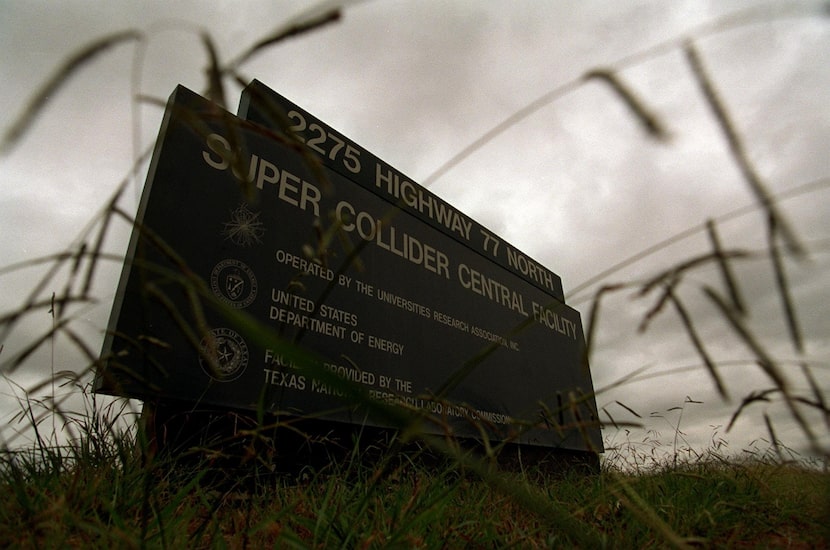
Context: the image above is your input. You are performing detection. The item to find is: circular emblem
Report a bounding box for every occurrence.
[210,259,258,308]
[199,328,249,382]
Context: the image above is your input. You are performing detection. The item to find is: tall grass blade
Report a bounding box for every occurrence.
[421,5,825,190]
[58,245,87,319]
[703,287,786,390]
[639,250,747,299]
[1,30,143,155]
[603,407,619,430]
[764,412,784,463]
[706,219,746,315]
[684,41,804,257]
[584,68,670,140]
[766,212,804,353]
[231,9,341,69]
[568,177,829,302]
[616,400,642,419]
[668,288,727,399]
[638,275,678,332]
[201,33,227,109]
[705,287,818,448]
[3,317,74,376]
[585,283,624,358]
[81,201,118,300]
[421,77,583,187]
[800,362,830,429]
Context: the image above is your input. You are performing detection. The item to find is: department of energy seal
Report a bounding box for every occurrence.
[210,259,258,308]
[199,328,249,382]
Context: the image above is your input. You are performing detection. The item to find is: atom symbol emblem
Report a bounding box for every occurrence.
[222,203,265,247]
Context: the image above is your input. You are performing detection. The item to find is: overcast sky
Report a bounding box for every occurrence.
[1,1,828,460]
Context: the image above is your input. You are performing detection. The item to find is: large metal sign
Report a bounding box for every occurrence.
[96,83,602,451]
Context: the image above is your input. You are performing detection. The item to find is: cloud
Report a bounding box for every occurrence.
[1,1,827,460]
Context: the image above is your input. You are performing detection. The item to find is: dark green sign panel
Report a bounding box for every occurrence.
[97,84,602,451]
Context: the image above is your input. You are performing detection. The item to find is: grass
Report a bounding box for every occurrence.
[0,395,827,549]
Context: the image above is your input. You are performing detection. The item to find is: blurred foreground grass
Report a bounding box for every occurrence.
[0,404,826,549]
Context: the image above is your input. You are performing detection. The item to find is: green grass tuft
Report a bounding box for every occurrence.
[0,401,827,548]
